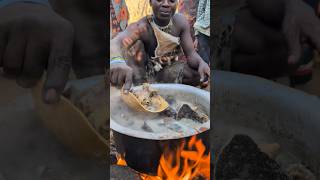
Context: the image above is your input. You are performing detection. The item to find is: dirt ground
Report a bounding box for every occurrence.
[0,72,106,180]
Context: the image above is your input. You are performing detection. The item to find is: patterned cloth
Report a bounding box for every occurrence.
[110,0,129,65]
[194,0,210,36]
[110,0,129,39]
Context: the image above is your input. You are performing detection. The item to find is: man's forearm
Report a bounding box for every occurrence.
[187,52,202,69]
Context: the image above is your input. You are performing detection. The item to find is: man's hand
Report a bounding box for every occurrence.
[0,3,74,104]
[198,60,210,87]
[283,0,320,65]
[110,63,133,93]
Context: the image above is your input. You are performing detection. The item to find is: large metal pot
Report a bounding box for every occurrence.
[110,84,210,175]
[213,70,320,178]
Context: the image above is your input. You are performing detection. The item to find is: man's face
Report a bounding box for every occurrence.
[150,0,177,21]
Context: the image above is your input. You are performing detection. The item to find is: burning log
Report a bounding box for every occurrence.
[215,134,289,180]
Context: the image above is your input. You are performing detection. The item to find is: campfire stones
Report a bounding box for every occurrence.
[177,104,209,123]
[215,134,289,180]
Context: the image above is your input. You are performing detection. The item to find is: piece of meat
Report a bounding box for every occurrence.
[177,104,208,123]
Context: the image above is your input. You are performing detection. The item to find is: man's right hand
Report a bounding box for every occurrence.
[110,63,133,93]
[0,2,74,104]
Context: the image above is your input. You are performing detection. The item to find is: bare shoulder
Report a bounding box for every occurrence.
[126,17,149,32]
[172,13,189,29]
[123,17,150,41]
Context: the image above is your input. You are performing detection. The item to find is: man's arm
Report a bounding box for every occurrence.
[109,20,147,91]
[178,14,202,69]
[178,14,210,83]
[247,0,320,65]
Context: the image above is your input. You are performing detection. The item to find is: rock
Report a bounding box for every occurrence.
[110,165,141,180]
[215,134,289,180]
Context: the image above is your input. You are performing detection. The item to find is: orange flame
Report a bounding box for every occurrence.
[116,136,210,180]
[141,136,210,180]
[116,153,127,166]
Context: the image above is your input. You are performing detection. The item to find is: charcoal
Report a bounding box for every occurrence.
[215,134,289,180]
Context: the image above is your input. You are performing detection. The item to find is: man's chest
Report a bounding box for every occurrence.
[143,24,181,57]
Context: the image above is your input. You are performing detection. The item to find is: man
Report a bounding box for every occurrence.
[214,0,320,80]
[110,0,210,92]
[194,0,210,65]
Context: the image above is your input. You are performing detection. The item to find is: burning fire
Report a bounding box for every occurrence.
[116,153,127,166]
[117,136,210,180]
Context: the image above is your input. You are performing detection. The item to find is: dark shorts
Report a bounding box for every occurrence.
[197,33,210,65]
